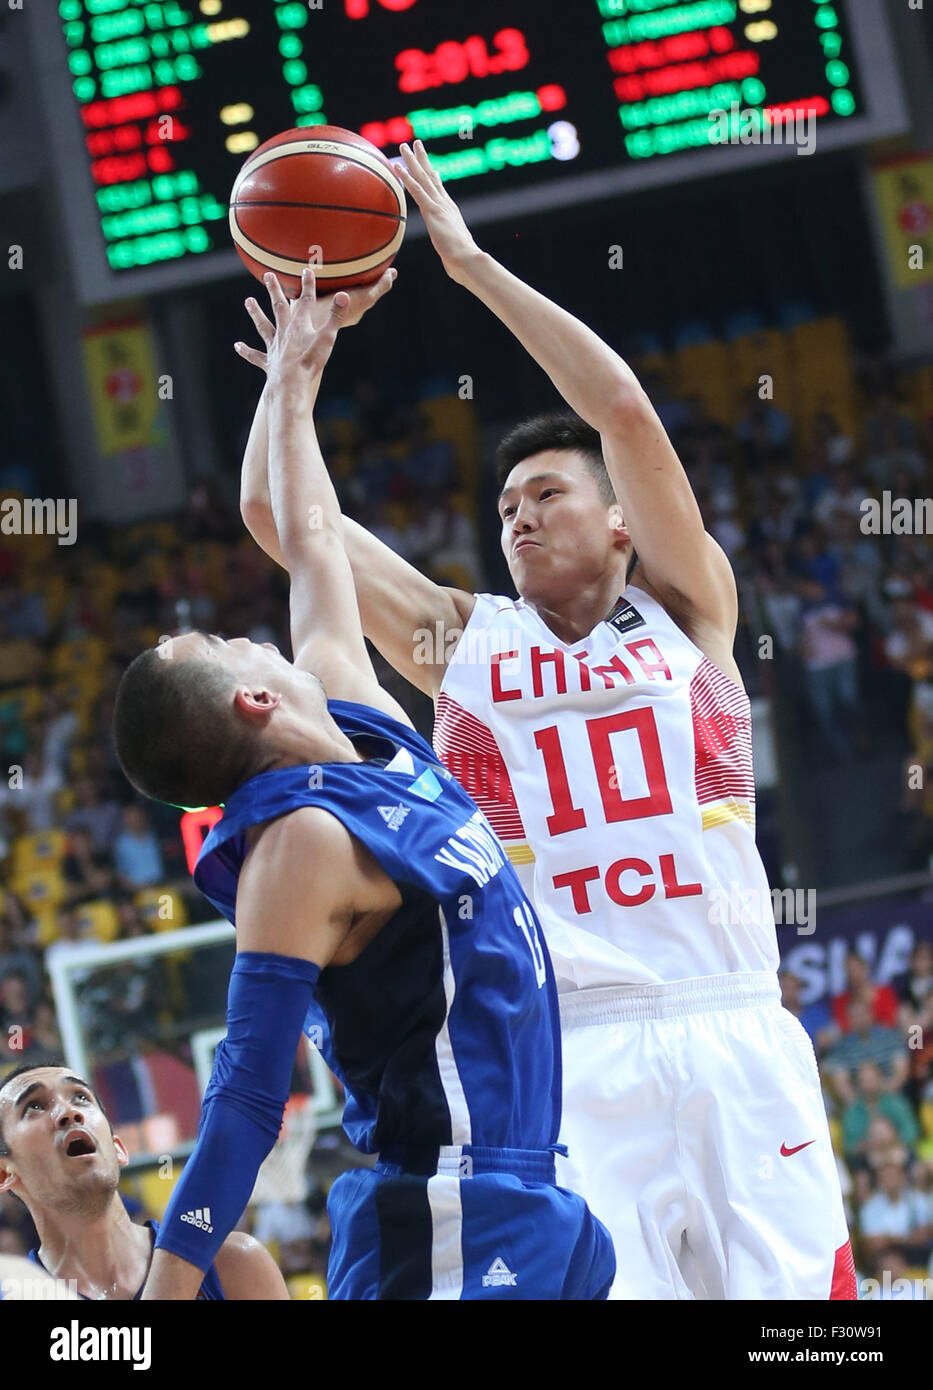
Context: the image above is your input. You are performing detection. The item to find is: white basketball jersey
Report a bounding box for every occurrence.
[435,587,780,990]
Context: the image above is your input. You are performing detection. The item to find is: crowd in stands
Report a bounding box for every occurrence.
[1,321,932,1295]
[781,941,933,1297]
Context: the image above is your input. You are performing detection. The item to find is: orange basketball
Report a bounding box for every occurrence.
[229,125,406,296]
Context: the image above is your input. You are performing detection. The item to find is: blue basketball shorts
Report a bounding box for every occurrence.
[325,1144,615,1300]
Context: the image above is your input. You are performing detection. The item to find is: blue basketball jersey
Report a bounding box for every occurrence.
[193,699,563,1157]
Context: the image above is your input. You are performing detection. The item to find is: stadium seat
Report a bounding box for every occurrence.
[674,338,735,425]
[287,1273,326,1301]
[787,316,858,436]
[11,828,67,877]
[134,887,188,932]
[134,1167,180,1221]
[11,867,66,915]
[73,899,120,943]
[49,636,108,679]
[728,329,793,410]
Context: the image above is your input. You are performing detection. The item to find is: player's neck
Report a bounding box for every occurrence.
[266,712,363,769]
[524,561,634,645]
[34,1196,152,1300]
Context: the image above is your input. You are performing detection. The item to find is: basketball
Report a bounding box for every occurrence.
[228,125,406,296]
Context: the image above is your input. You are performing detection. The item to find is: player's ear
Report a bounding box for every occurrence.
[607,504,630,546]
[111,1134,130,1170]
[0,1159,19,1194]
[234,687,282,721]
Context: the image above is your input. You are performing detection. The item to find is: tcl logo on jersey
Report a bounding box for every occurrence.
[553,852,703,914]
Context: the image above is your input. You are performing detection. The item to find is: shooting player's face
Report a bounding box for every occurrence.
[498,451,626,605]
[0,1067,126,1216]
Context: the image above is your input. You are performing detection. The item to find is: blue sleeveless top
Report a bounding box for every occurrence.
[28,1218,225,1300]
[193,700,562,1157]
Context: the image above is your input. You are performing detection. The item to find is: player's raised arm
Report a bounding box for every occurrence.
[235,266,411,716]
[142,809,361,1300]
[239,268,394,568]
[240,386,473,698]
[396,139,737,641]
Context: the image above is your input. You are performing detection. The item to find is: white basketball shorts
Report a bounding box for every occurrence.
[555,971,856,1300]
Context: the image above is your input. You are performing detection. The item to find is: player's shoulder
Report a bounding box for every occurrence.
[212,1231,289,1300]
[247,803,355,866]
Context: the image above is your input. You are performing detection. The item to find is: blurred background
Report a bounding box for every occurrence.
[1,0,933,1299]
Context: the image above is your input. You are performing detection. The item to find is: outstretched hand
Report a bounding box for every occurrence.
[396,139,481,283]
[235,262,396,380]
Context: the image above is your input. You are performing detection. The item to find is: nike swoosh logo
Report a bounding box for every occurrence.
[780,1140,816,1157]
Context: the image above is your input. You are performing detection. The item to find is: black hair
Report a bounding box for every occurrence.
[112,645,264,809]
[495,411,616,506]
[0,1059,110,1158]
[495,410,638,580]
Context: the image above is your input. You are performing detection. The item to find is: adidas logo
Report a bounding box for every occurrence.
[378,804,410,832]
[180,1206,213,1233]
[482,1257,516,1288]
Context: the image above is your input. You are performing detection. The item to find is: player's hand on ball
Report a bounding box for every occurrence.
[235,263,351,384]
[397,139,481,283]
[318,266,397,328]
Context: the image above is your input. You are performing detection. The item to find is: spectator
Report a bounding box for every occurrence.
[735,386,792,466]
[779,970,836,1053]
[0,894,42,1004]
[859,1161,933,1265]
[824,996,909,1103]
[64,776,124,856]
[832,953,899,1032]
[0,747,64,835]
[796,579,862,763]
[113,804,164,889]
[841,1061,919,1164]
[812,464,866,534]
[903,940,933,1018]
[0,971,35,1058]
[61,828,115,908]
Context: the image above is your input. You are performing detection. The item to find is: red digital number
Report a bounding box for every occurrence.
[396,47,432,93]
[490,27,529,75]
[534,710,673,836]
[346,0,417,16]
[395,29,530,93]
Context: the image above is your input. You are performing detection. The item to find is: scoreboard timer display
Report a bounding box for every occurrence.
[32,0,907,302]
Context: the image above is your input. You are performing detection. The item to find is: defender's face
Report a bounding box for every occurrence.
[155,632,327,708]
[0,1068,124,1212]
[498,451,622,603]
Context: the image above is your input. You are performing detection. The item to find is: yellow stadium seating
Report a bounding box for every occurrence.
[73,899,120,944]
[134,888,188,932]
[49,637,108,679]
[729,329,793,410]
[11,829,67,877]
[135,1168,179,1221]
[287,1273,326,1301]
[673,339,736,426]
[787,316,859,438]
[11,868,66,916]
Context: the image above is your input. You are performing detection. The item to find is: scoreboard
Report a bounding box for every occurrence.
[31,0,908,302]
